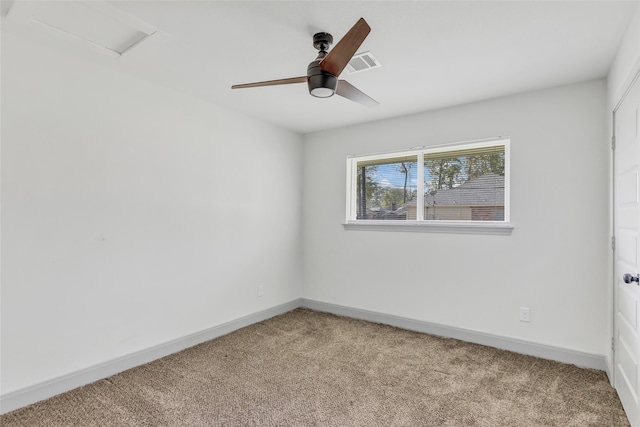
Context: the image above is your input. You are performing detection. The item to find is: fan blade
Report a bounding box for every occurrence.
[336,80,378,107]
[320,18,371,77]
[232,76,307,89]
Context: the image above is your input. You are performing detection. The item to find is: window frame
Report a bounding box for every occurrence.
[344,138,513,235]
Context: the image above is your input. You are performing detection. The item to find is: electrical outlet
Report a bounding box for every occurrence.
[257,285,264,297]
[519,307,530,322]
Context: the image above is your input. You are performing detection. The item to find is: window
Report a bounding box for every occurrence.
[354,155,418,220]
[345,138,510,232]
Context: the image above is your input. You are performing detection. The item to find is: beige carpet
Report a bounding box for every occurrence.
[1,308,629,426]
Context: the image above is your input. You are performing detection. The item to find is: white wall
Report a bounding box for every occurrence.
[1,31,303,395]
[303,80,609,356]
[606,2,640,375]
[608,3,640,105]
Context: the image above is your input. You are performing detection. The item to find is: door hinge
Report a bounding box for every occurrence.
[611,236,615,250]
[611,136,616,150]
[612,337,615,351]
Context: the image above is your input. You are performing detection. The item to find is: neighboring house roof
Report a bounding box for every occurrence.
[408,173,505,207]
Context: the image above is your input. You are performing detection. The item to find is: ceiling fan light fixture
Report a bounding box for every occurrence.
[310,86,335,98]
[307,71,338,98]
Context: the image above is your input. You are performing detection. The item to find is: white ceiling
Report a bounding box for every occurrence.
[3,1,638,134]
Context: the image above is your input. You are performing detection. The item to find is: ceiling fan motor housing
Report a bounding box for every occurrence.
[307,59,338,98]
[308,32,337,98]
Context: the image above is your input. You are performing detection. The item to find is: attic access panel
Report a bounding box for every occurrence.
[6,1,157,58]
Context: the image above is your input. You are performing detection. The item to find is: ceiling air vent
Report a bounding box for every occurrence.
[346,51,381,74]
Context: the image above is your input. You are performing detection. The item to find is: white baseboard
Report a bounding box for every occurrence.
[0,299,302,415]
[2,297,608,415]
[300,299,607,372]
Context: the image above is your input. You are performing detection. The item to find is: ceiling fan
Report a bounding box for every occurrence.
[231,18,378,107]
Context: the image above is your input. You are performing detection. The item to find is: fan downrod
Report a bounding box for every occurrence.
[313,32,333,53]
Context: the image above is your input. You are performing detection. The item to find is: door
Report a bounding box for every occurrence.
[614,70,640,427]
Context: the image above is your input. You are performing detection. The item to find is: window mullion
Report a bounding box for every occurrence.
[416,152,424,221]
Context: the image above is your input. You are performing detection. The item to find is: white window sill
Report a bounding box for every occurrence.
[342,221,513,235]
